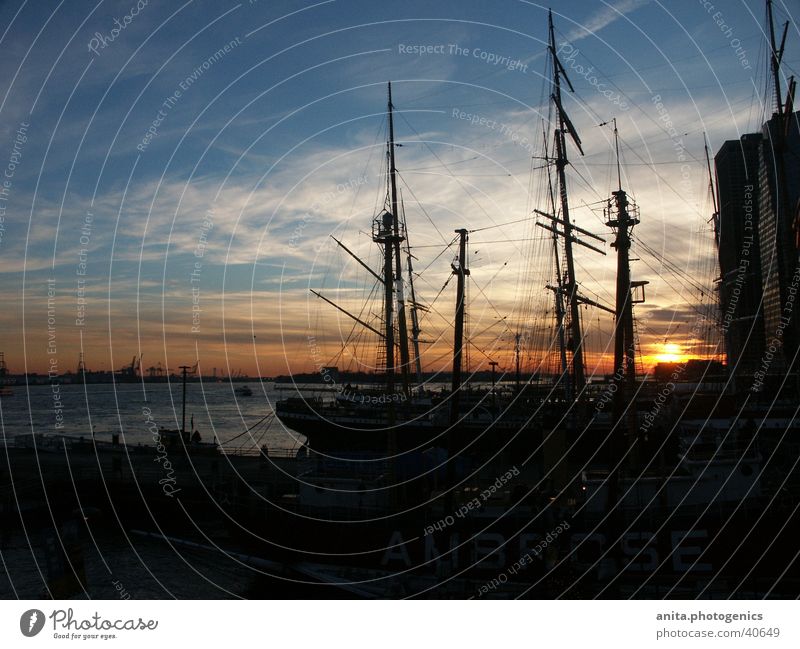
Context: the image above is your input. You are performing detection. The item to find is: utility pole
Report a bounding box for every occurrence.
[489,360,498,418]
[179,365,191,434]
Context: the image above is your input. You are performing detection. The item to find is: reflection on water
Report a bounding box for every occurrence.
[0,382,304,451]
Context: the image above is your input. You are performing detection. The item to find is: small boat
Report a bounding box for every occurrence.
[234,385,253,397]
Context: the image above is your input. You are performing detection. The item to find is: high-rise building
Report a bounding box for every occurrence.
[715,134,765,376]
[757,111,800,369]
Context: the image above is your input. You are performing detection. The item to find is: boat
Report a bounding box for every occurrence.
[239,7,800,599]
[234,385,253,397]
[273,83,534,457]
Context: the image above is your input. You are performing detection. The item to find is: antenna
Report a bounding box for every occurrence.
[704,132,720,249]
[613,118,622,192]
[767,0,789,116]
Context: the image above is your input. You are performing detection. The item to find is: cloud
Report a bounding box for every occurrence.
[563,0,650,43]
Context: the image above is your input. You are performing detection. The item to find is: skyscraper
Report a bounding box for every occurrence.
[715,134,765,377]
[757,110,800,370]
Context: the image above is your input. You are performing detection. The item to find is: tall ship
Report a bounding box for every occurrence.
[9,4,794,600]
[255,5,800,597]
[274,82,542,457]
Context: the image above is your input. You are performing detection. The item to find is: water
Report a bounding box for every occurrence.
[0,381,305,452]
[0,379,515,451]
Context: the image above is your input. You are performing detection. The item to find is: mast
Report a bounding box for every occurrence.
[544,120,570,399]
[450,229,470,425]
[603,122,647,552]
[401,195,425,392]
[606,120,644,438]
[373,86,400,396]
[388,82,411,397]
[380,212,395,394]
[548,9,587,400]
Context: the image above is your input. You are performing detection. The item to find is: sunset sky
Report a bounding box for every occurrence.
[0,0,797,380]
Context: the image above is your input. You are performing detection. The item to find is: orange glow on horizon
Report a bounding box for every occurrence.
[651,343,688,364]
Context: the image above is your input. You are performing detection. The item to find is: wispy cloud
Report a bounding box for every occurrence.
[563,0,650,43]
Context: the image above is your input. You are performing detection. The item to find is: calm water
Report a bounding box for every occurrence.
[0,381,306,452]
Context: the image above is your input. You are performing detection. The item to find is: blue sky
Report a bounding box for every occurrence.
[0,0,797,378]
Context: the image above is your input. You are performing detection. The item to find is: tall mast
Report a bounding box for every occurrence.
[604,122,646,521]
[607,120,643,436]
[544,120,570,399]
[382,220,395,394]
[548,9,587,399]
[374,84,398,395]
[450,229,470,425]
[401,195,425,392]
[388,82,411,397]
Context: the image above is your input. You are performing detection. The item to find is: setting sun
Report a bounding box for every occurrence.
[654,343,685,363]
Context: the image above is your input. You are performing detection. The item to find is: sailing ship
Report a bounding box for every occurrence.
[274,83,541,457]
[247,5,800,597]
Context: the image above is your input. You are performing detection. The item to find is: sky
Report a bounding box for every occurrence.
[0,0,798,380]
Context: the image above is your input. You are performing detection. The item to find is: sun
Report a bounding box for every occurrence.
[654,343,685,363]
